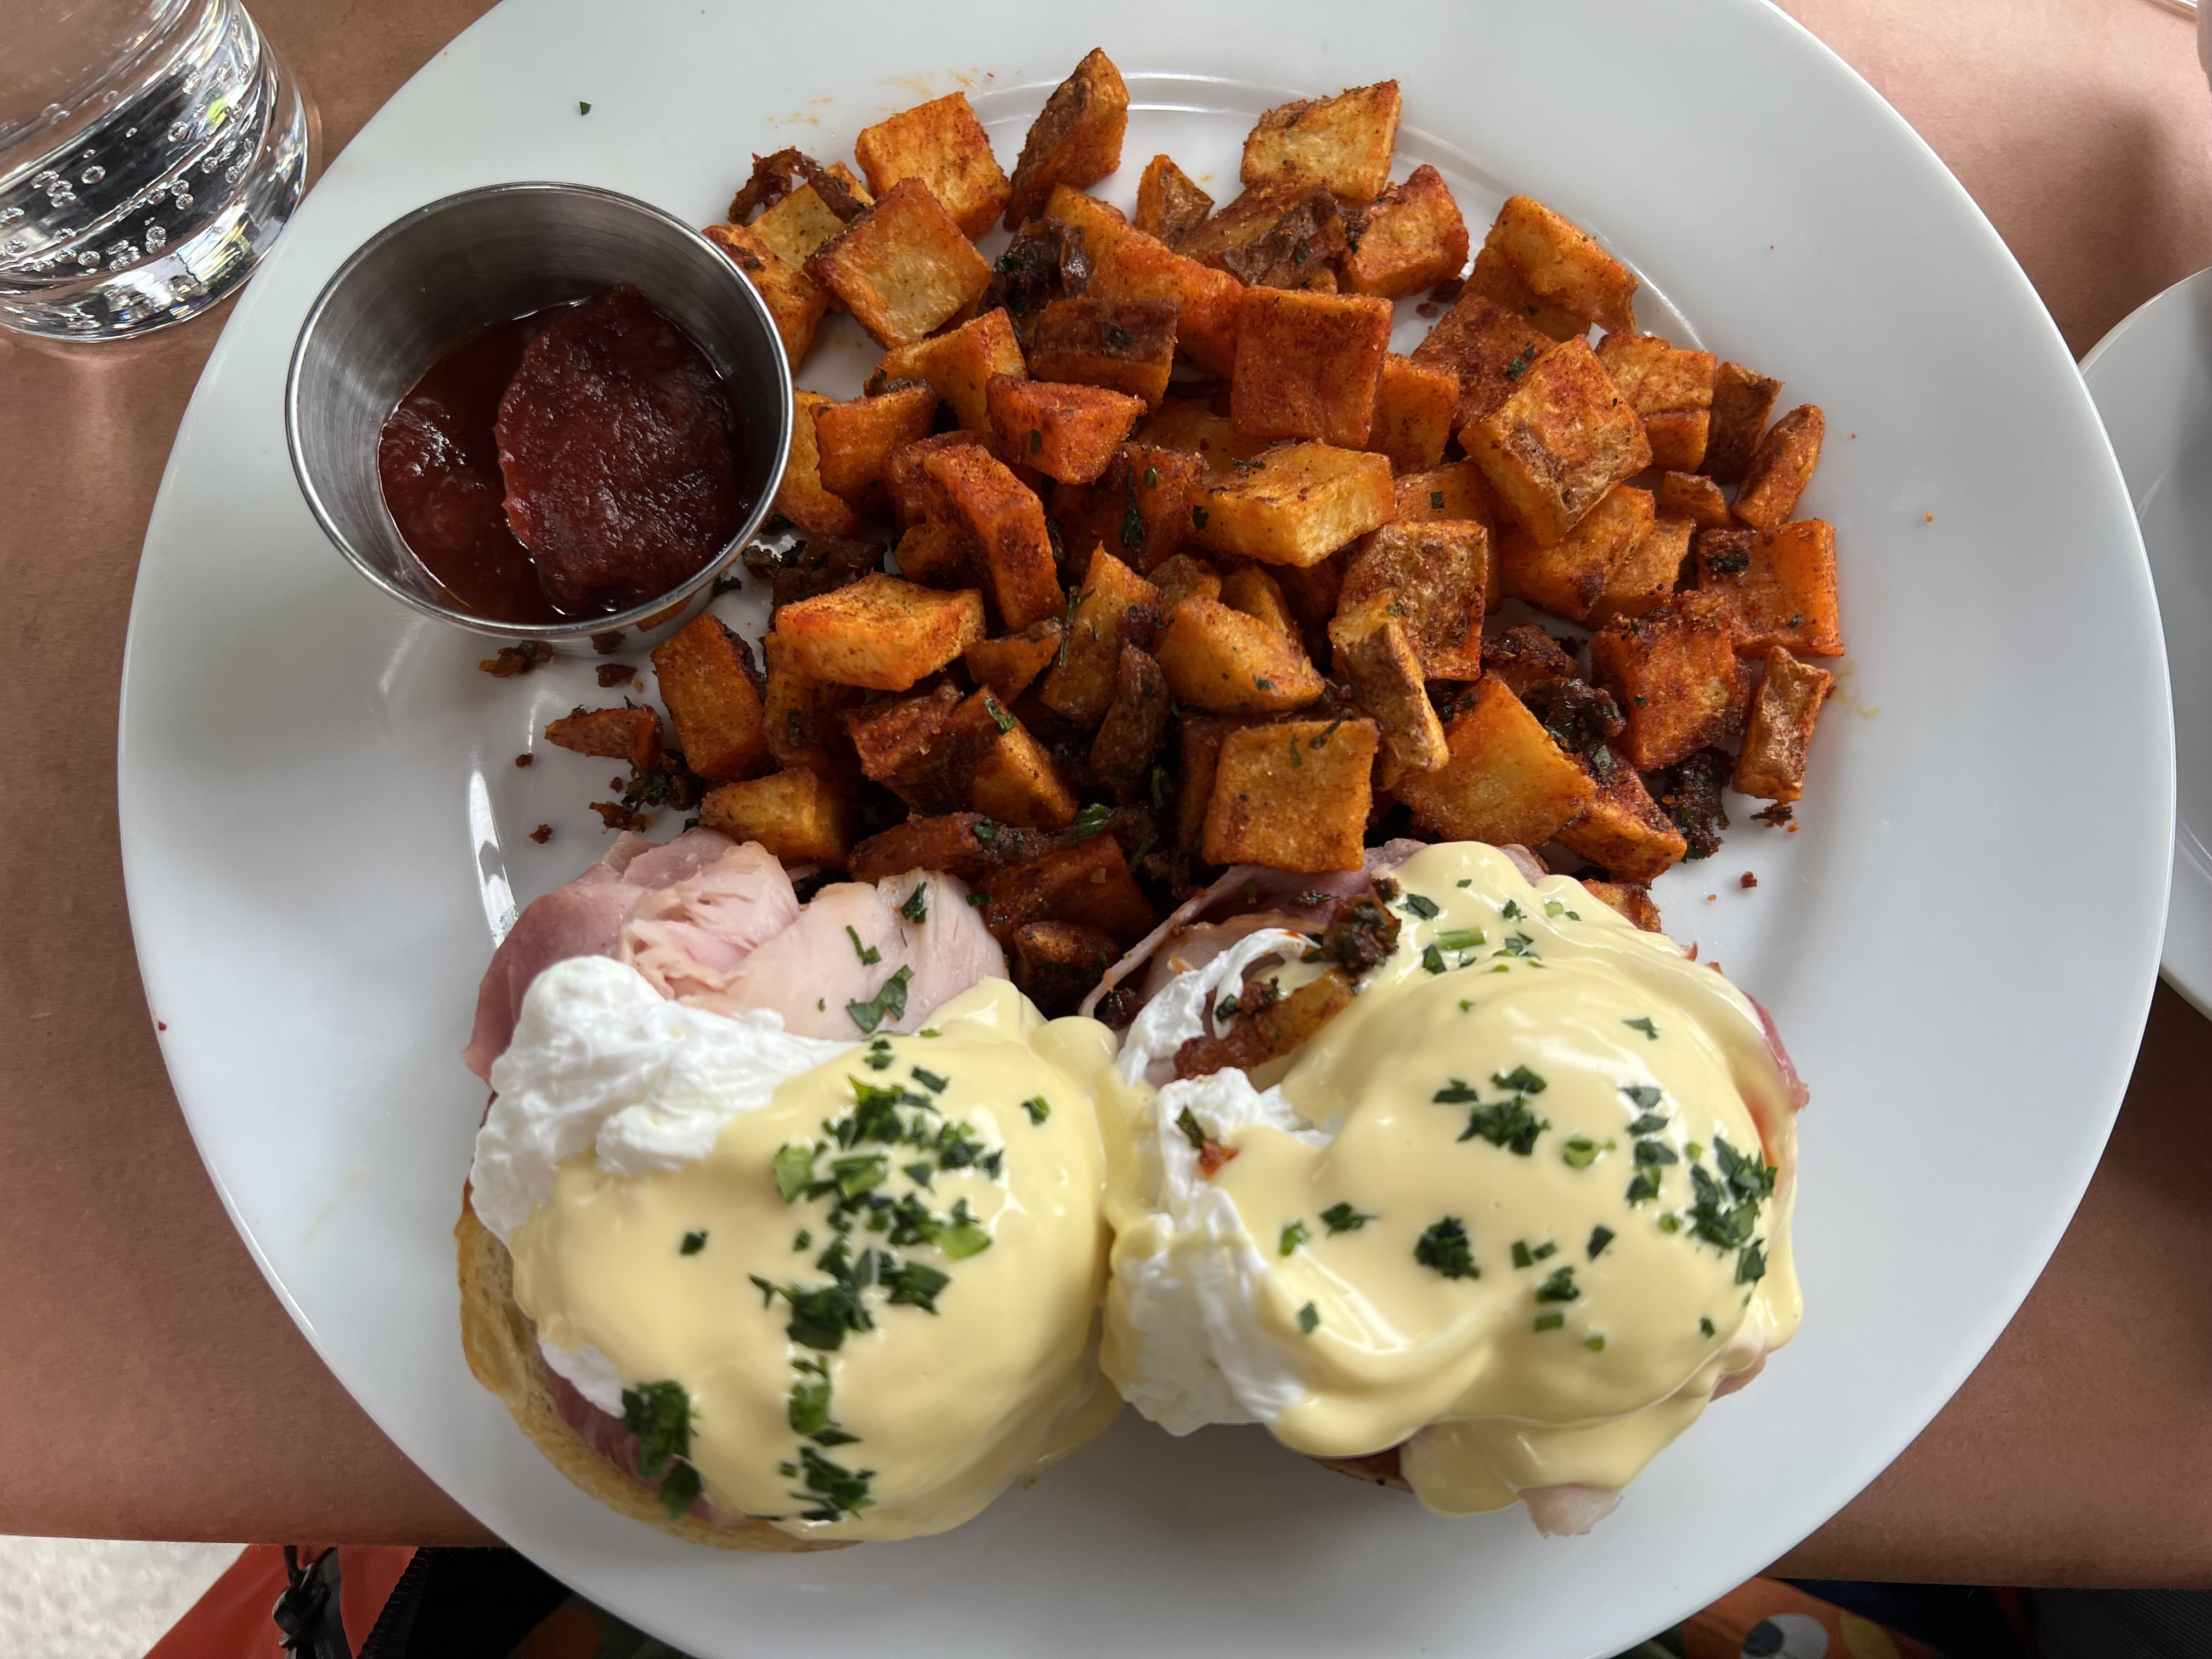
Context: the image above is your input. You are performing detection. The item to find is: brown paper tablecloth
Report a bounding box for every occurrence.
[2,0,2208,1585]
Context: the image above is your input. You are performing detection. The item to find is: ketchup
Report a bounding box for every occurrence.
[377,288,747,624]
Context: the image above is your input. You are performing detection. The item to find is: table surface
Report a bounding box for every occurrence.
[4,0,2209,1588]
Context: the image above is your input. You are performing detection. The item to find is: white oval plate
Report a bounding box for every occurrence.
[2083,270,2212,1019]
[119,3,2170,1654]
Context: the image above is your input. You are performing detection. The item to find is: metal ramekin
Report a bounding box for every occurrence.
[284,181,792,652]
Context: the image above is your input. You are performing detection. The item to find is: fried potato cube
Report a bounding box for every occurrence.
[1086,229,1245,376]
[1658,470,1731,529]
[1366,354,1459,472]
[1240,81,1402,202]
[814,380,941,506]
[1479,622,1577,695]
[649,614,770,782]
[958,692,1079,828]
[1340,519,1487,679]
[1220,565,1297,637]
[977,836,1154,947]
[1090,643,1172,800]
[806,179,992,348]
[874,308,1027,434]
[1341,165,1469,299]
[775,573,985,691]
[1151,553,1223,621]
[1176,714,1250,851]
[1409,290,1554,432]
[546,703,662,775]
[1176,184,1347,291]
[749,184,848,270]
[893,521,986,590]
[1390,677,1595,847]
[1589,512,1691,627]
[1462,337,1651,547]
[1231,287,1395,447]
[764,630,862,787]
[1039,543,1161,724]
[1733,404,1825,530]
[1189,443,1396,567]
[1329,594,1448,786]
[699,768,856,865]
[886,430,989,525]
[853,92,1011,240]
[1006,49,1130,229]
[1703,362,1782,484]
[963,619,1063,704]
[1595,332,1716,471]
[1554,761,1687,883]
[844,681,972,811]
[918,445,1064,630]
[849,810,1043,885]
[1733,645,1834,803]
[774,390,864,536]
[1135,154,1214,244]
[703,221,829,368]
[1173,967,1358,1078]
[1586,589,1749,771]
[1695,519,1843,657]
[1582,879,1662,932]
[1393,460,1497,532]
[1497,483,1654,624]
[1156,595,1324,711]
[1041,183,1131,259]
[1025,295,1180,407]
[1205,718,1381,871]
[1010,919,1121,1015]
[1132,398,1268,480]
[1463,242,1587,343]
[1480,195,1638,335]
[1048,443,1205,575]
[985,375,1146,483]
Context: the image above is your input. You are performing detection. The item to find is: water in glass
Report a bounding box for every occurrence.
[0,0,308,340]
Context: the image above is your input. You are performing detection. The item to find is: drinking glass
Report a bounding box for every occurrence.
[0,0,309,340]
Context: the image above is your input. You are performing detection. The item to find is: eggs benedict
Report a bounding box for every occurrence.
[458,831,1122,1546]
[1097,840,1802,1535]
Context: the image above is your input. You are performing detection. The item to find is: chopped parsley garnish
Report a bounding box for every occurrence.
[1431,490,1446,510]
[1120,475,1146,552]
[1588,1225,1615,1259]
[1297,1302,1320,1335]
[910,1066,949,1094]
[1504,342,1540,380]
[846,966,913,1034]
[1626,1113,1668,1135]
[1500,899,1525,920]
[1622,1084,1662,1112]
[578,100,592,115]
[1534,1266,1579,1303]
[1583,1333,1606,1351]
[1562,1135,1602,1169]
[1319,1202,1375,1233]
[1736,1241,1768,1285]
[1624,1016,1660,1040]
[1632,1138,1678,1166]
[895,884,929,926]
[883,1257,952,1311]
[680,1231,708,1255]
[1415,1217,1477,1279]
[1532,1311,1565,1331]
[773,1143,816,1202]
[1700,1317,1717,1338]
[1279,1219,1310,1256]
[972,817,1002,844]
[1401,892,1441,919]
[792,1229,811,1251]
[1493,1065,1547,1096]
[1511,1239,1557,1268]
[1625,1169,1662,1205]
[1144,464,1161,489]
[845,925,882,966]
[1435,928,1486,951]
[789,1443,875,1521]
[1192,506,1209,529]
[1685,1137,1775,1253]
[1175,1107,1209,1150]
[1543,899,1566,917]
[1066,801,1114,840]
[1028,428,1043,454]
[984,695,1016,733]
[1498,932,1537,957]
[1463,1098,1549,1153]
[1022,1095,1051,1125]
[1420,943,1447,974]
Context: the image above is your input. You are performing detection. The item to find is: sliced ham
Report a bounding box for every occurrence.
[1079,840,1429,1020]
[687,870,1005,1039]
[614,840,800,1002]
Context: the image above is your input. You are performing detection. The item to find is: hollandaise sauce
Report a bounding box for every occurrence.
[1101,842,1801,1517]
[507,979,1121,1542]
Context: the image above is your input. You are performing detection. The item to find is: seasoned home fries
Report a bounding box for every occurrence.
[523,49,1841,1023]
